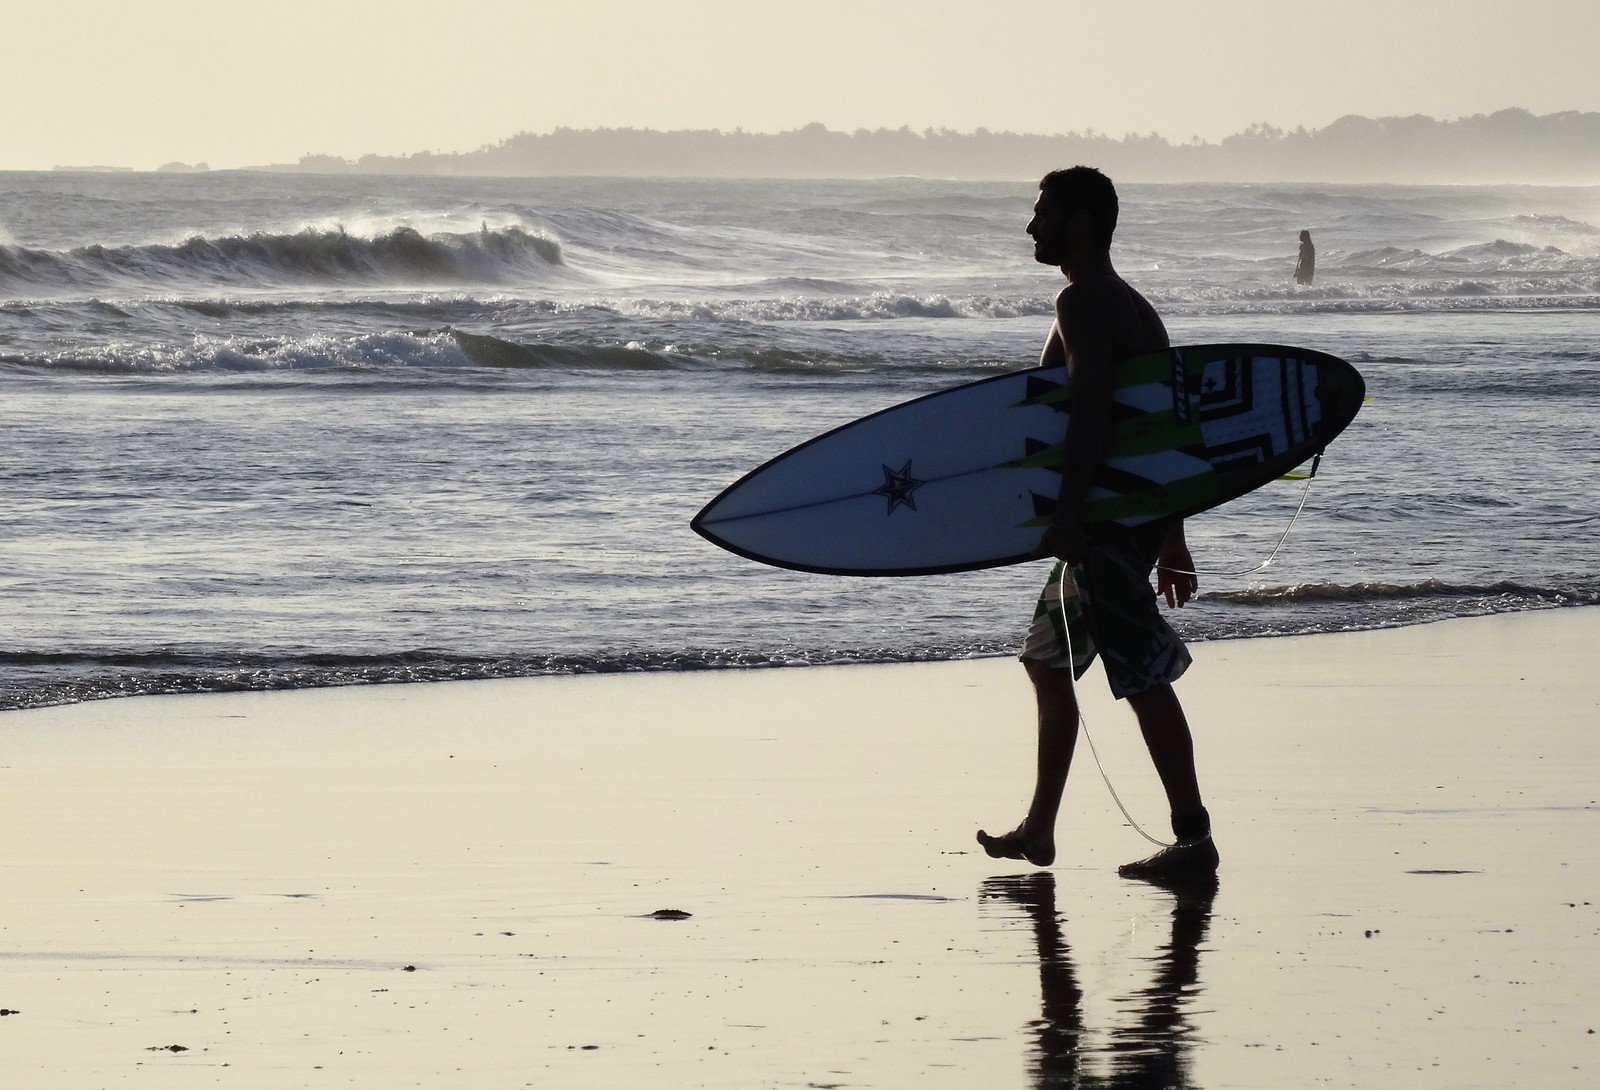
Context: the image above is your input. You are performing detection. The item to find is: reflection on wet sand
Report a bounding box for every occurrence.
[981,873,1217,1089]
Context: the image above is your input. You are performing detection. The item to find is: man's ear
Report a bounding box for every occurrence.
[1067,208,1094,240]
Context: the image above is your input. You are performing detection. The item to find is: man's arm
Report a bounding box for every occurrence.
[1043,286,1116,564]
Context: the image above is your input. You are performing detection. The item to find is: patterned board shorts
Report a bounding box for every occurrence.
[1018,523,1192,700]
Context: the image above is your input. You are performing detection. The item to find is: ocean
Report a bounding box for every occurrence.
[2,172,1597,710]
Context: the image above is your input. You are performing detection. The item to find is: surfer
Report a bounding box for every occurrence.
[977,166,1219,882]
[1294,229,1316,286]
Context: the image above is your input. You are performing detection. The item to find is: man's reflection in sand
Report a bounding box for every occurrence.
[981,873,1217,1089]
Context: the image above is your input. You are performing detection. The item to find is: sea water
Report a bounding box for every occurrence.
[2,172,1597,709]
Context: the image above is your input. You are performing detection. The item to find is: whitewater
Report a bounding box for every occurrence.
[1,171,1596,710]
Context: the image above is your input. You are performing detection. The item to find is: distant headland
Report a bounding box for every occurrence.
[258,110,1600,184]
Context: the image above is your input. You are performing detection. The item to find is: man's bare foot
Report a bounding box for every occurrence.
[976,825,1055,867]
[1117,837,1219,883]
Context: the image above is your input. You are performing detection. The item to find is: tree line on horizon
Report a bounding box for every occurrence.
[281,110,1600,184]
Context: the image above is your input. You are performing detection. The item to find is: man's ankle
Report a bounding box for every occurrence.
[1171,806,1211,844]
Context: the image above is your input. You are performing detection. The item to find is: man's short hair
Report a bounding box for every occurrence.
[1039,166,1118,250]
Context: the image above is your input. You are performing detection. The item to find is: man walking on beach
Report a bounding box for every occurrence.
[976,167,1218,882]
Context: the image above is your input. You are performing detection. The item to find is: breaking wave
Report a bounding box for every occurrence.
[0,329,687,376]
[0,327,1007,378]
[0,225,563,294]
[616,293,1054,321]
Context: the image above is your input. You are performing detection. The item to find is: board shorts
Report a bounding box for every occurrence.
[1018,522,1192,700]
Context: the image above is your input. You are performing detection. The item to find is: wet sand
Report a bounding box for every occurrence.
[2,608,1596,1088]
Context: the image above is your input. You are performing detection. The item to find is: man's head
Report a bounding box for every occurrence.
[1029,166,1118,266]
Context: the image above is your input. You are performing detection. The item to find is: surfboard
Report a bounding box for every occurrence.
[692,343,1365,576]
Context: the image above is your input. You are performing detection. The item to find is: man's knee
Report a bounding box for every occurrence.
[1127,683,1190,736]
[1024,657,1076,696]
[1125,681,1175,710]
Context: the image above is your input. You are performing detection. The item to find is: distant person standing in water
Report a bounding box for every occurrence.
[976,167,1218,883]
[1293,229,1316,286]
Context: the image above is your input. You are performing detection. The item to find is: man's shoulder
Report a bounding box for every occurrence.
[1055,276,1120,314]
[1056,276,1167,354]
[1055,275,1153,318]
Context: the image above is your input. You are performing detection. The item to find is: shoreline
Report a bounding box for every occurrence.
[5,602,1597,716]
[3,608,1596,1087]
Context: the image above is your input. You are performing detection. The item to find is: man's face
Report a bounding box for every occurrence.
[1026,190,1076,266]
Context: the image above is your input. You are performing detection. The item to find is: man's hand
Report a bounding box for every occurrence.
[1155,536,1198,608]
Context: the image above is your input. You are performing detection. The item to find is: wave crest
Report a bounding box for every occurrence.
[2,326,1007,377]
[0,225,563,294]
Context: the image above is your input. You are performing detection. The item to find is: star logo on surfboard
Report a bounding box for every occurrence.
[873,460,924,514]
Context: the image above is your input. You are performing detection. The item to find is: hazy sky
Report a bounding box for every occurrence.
[4,0,1597,170]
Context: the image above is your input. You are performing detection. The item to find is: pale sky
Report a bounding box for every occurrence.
[3,0,1597,170]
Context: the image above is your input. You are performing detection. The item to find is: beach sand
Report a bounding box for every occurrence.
[3,608,1596,1088]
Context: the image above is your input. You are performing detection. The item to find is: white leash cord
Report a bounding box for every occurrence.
[1058,596,1175,849]
[1166,460,1318,579]
[1059,466,1319,847]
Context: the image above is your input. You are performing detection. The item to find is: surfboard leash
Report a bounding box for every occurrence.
[1056,452,1324,847]
[1166,453,1320,579]
[1054,584,1177,849]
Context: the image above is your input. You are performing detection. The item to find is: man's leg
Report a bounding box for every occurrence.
[1127,683,1203,816]
[977,659,1080,867]
[1120,682,1218,879]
